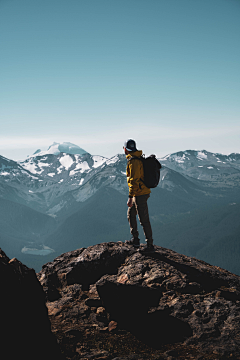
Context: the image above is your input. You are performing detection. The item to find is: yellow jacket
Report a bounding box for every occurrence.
[126,150,151,197]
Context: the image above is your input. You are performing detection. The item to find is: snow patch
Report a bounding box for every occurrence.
[92,155,107,168]
[47,173,55,177]
[106,155,119,165]
[175,158,185,163]
[79,161,90,172]
[57,166,63,174]
[22,162,38,174]
[70,161,90,175]
[37,162,51,174]
[174,154,185,163]
[197,151,207,160]
[59,155,74,170]
[159,154,171,160]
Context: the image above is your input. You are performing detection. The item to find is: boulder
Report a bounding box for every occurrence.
[38,242,240,359]
[0,248,64,360]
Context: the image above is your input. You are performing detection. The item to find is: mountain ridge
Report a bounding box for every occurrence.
[1,146,239,217]
[159,149,240,181]
[0,144,239,274]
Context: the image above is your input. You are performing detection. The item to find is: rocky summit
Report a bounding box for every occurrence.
[37,241,240,359]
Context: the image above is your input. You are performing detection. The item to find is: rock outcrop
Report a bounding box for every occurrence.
[0,248,64,360]
[37,242,240,359]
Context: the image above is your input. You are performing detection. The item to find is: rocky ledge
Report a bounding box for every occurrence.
[37,242,240,359]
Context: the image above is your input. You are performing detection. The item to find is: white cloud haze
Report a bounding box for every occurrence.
[1,124,239,160]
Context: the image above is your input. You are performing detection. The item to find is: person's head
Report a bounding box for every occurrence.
[123,139,137,154]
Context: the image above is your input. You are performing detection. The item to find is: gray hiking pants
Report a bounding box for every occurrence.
[127,194,153,245]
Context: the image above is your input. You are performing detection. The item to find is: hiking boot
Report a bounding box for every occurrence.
[138,244,155,254]
[125,237,140,248]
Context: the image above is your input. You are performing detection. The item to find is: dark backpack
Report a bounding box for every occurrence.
[129,155,162,188]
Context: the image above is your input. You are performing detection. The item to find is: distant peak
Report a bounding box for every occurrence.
[28,142,90,159]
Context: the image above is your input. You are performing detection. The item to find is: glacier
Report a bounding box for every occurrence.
[27,142,89,158]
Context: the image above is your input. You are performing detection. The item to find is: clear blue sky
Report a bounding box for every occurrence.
[1,0,240,160]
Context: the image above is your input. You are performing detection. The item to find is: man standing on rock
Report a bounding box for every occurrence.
[123,139,154,252]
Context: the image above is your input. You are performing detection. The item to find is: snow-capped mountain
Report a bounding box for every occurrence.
[1,143,240,273]
[29,142,89,157]
[160,150,240,181]
[0,143,128,216]
[20,151,108,188]
[1,144,240,218]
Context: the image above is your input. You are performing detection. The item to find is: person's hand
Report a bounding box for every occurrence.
[127,198,133,207]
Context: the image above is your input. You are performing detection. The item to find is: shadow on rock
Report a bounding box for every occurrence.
[97,278,192,348]
[129,310,193,348]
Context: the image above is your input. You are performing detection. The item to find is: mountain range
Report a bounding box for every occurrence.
[0,142,239,273]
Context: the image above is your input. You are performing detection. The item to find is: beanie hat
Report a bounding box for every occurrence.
[124,139,137,152]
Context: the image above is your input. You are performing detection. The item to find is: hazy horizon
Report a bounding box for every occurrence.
[1,140,240,163]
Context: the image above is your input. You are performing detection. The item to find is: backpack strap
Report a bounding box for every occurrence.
[127,155,144,162]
